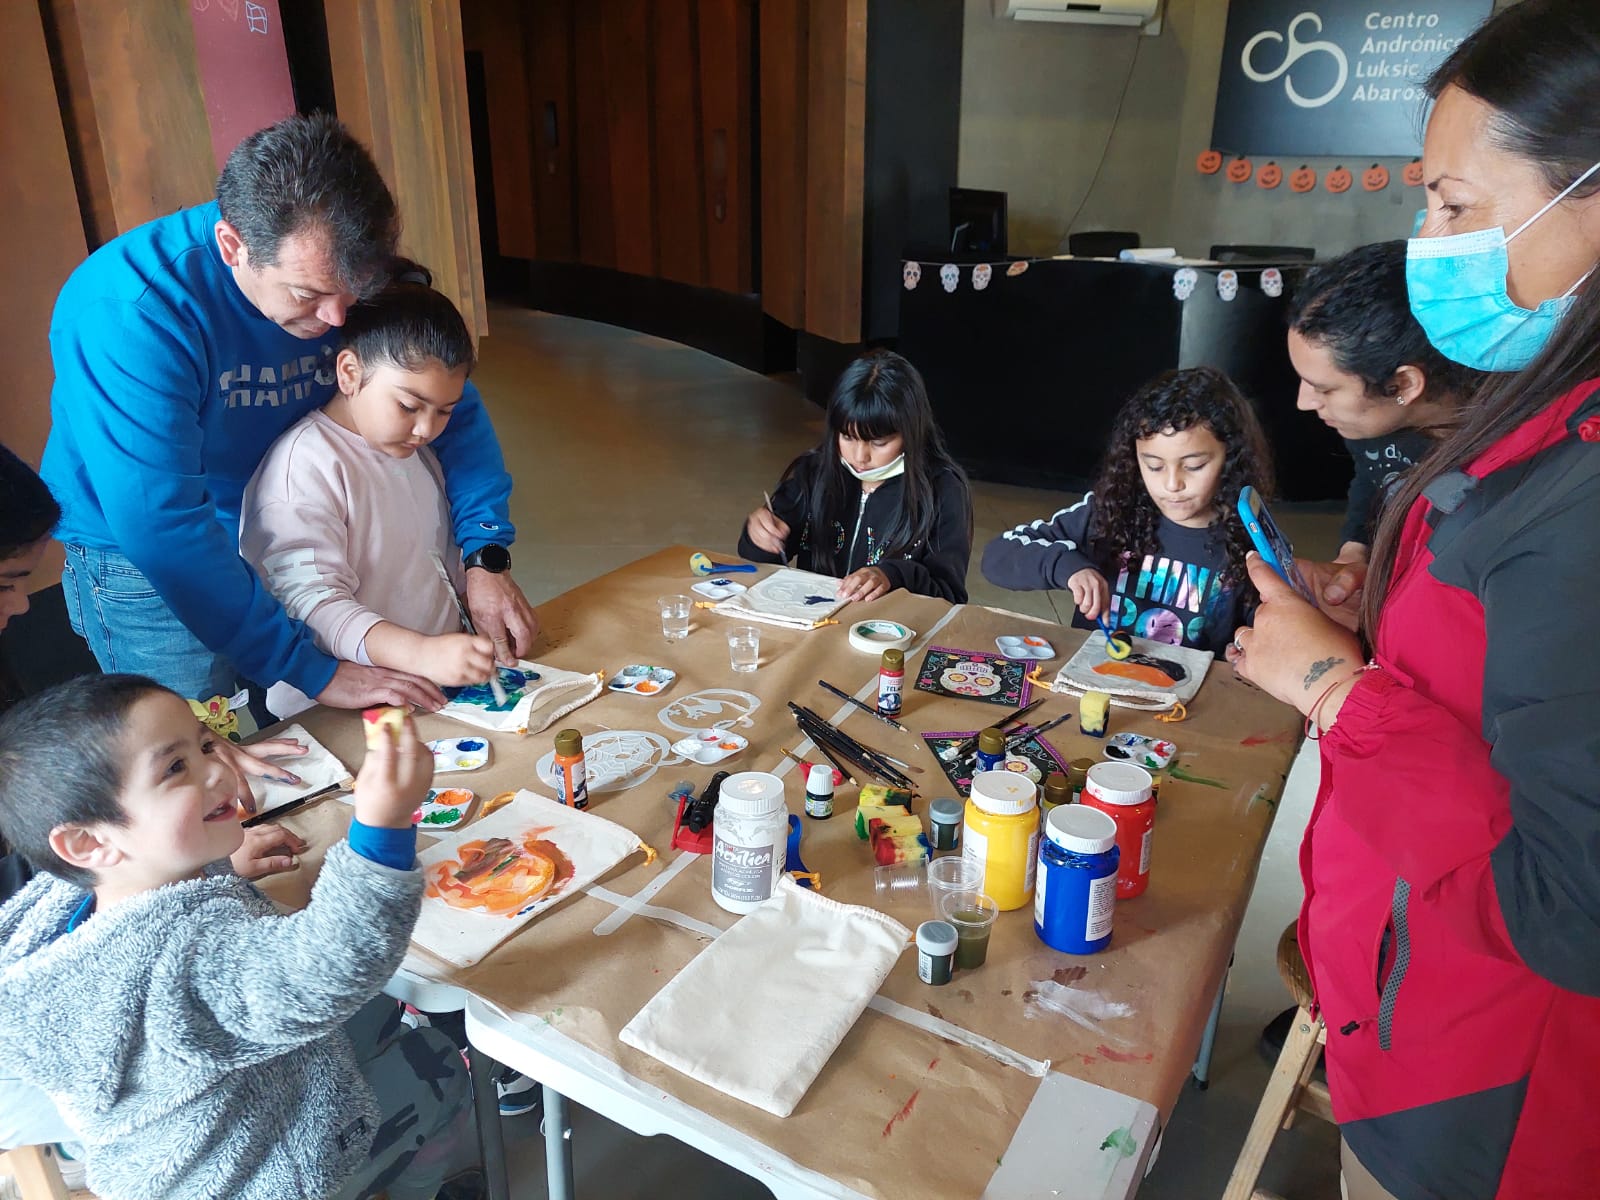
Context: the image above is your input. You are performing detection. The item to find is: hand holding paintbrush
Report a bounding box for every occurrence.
[433,553,509,705]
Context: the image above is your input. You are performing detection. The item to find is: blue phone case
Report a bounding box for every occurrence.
[1237,487,1316,602]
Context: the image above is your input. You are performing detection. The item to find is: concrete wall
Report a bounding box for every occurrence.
[957,0,1520,259]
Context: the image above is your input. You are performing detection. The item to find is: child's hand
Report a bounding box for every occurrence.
[837,566,892,603]
[230,824,309,879]
[419,632,498,687]
[1068,568,1111,620]
[353,712,432,830]
[745,507,791,556]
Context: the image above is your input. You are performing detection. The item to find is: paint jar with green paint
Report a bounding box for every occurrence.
[938,890,999,970]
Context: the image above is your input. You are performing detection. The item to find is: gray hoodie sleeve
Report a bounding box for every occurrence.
[980,493,1101,591]
[163,840,423,1055]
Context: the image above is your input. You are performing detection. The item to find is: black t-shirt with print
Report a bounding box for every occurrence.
[1339,428,1435,547]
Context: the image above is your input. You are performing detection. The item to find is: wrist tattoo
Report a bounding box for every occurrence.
[1303,656,1346,689]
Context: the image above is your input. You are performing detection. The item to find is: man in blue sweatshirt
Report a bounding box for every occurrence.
[42,114,538,710]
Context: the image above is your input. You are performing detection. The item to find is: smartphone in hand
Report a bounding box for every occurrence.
[1238,486,1317,603]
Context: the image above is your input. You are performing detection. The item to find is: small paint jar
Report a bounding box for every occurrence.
[878,649,905,717]
[712,772,790,915]
[1079,762,1155,899]
[552,729,588,809]
[974,727,1006,774]
[962,771,1039,911]
[916,920,958,986]
[1068,758,1095,803]
[1035,805,1120,954]
[804,764,835,820]
[1040,771,1072,820]
[928,797,963,851]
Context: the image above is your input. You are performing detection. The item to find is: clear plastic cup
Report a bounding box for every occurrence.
[938,890,999,970]
[873,860,927,901]
[658,594,692,641]
[728,625,760,673]
[926,856,983,919]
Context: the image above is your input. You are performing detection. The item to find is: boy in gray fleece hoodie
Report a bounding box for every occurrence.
[0,676,477,1199]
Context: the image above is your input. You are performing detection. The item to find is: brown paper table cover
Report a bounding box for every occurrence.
[258,546,1301,1200]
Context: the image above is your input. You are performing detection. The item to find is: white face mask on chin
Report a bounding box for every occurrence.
[844,454,906,483]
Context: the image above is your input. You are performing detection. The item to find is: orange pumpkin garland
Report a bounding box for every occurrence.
[1325,165,1353,193]
[1403,159,1426,187]
[1362,164,1390,191]
[1226,157,1254,184]
[1196,149,1223,175]
[1257,162,1283,189]
[1289,165,1317,193]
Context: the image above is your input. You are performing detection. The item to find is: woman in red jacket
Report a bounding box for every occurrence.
[1231,2,1600,1197]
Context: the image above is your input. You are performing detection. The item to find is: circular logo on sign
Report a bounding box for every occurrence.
[1241,13,1349,110]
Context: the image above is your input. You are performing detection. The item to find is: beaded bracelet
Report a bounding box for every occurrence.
[1304,664,1376,740]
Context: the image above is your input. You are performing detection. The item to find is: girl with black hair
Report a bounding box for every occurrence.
[739,349,974,603]
[240,265,500,718]
[982,367,1274,657]
[1287,240,1483,579]
[1231,2,1600,1195]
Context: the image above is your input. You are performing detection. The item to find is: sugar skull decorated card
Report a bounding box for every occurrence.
[912,646,1032,708]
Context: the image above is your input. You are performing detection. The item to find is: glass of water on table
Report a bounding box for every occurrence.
[658,594,692,641]
[728,625,760,673]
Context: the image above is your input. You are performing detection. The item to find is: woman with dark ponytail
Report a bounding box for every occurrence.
[1230,2,1600,1196]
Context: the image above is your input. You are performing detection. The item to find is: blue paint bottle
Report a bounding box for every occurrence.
[1034,805,1120,955]
[974,728,1006,775]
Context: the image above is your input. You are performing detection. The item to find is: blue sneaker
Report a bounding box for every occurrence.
[496,1070,540,1117]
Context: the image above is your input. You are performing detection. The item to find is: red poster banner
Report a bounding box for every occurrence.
[189,0,296,170]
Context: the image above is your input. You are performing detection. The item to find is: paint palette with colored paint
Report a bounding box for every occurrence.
[995,635,1055,660]
[692,578,748,601]
[428,736,491,774]
[671,730,750,765]
[415,787,476,830]
[608,664,678,696]
[1104,733,1177,771]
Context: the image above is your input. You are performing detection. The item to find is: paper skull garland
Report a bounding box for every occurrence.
[902,261,921,290]
[1172,267,1199,302]
[972,263,992,291]
[1261,267,1284,299]
[939,263,960,293]
[1217,269,1240,302]
[1006,260,1030,277]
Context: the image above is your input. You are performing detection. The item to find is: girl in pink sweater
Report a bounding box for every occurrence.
[240,266,495,717]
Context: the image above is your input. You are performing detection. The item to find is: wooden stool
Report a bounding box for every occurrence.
[0,1145,70,1200]
[1221,922,1334,1200]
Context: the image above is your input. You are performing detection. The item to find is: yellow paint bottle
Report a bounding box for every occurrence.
[962,771,1040,911]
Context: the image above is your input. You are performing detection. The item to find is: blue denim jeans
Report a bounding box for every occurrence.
[60,544,239,702]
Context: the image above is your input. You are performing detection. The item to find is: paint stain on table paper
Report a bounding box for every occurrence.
[882,1090,920,1138]
[1241,729,1297,747]
[424,828,575,916]
[1023,978,1136,1044]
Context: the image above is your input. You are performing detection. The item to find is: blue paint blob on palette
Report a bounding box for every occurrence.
[428,737,491,775]
[446,667,539,713]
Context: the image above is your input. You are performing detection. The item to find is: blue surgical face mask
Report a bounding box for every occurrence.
[1406,161,1600,372]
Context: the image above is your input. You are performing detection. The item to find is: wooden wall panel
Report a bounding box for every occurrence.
[804,0,868,344]
[527,0,577,261]
[600,0,657,277]
[1,2,90,590]
[572,6,616,268]
[650,1,707,287]
[697,0,753,295]
[759,0,810,329]
[460,0,537,259]
[326,0,488,340]
[44,0,215,242]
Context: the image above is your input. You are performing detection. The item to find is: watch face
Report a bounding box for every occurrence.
[471,545,511,573]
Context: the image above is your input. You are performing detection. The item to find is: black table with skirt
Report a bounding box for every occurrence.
[896,256,1351,501]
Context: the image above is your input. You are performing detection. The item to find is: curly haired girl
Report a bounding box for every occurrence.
[980,366,1274,656]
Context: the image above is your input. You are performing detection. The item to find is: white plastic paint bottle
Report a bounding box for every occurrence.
[711,772,790,914]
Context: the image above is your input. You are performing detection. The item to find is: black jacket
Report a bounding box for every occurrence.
[736,452,973,603]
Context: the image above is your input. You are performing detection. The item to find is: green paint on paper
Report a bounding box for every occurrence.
[1169,763,1229,789]
[1100,1127,1138,1157]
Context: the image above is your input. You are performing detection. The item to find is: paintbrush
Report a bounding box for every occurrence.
[939,698,1046,761]
[241,783,344,828]
[432,553,508,707]
[791,710,893,786]
[816,679,910,734]
[806,739,860,788]
[763,490,775,513]
[1004,712,1072,752]
[791,703,916,789]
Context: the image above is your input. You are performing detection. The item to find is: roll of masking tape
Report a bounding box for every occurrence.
[849,619,916,655]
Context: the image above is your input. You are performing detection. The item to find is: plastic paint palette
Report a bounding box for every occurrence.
[428,736,490,774]
[671,730,750,765]
[692,578,748,601]
[995,635,1055,660]
[1103,732,1178,770]
[415,787,475,830]
[609,664,678,695]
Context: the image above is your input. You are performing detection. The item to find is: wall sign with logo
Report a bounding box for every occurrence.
[1211,2,1494,158]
